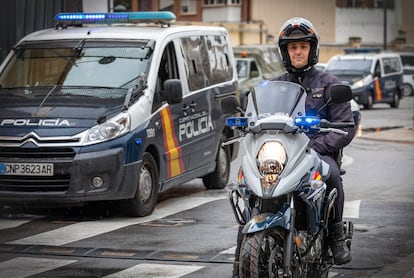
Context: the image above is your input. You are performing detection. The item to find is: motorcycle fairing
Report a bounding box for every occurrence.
[242,204,291,234]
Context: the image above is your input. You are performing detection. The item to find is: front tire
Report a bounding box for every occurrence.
[121,152,158,217]
[239,230,285,278]
[363,94,374,109]
[202,135,230,189]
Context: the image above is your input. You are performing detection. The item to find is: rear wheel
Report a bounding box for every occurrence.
[390,92,400,108]
[239,230,285,278]
[305,263,329,278]
[202,135,230,189]
[121,152,158,217]
[402,83,413,96]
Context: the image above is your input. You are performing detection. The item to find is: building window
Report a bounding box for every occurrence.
[160,0,174,11]
[204,0,226,6]
[336,0,394,9]
[181,0,197,14]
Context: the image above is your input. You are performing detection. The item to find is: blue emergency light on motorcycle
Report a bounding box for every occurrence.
[226,117,248,127]
[294,116,321,128]
[54,11,176,25]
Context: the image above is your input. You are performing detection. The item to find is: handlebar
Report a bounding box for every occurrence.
[320,119,355,129]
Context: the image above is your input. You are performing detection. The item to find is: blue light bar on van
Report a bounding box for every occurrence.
[226,117,248,127]
[54,11,176,25]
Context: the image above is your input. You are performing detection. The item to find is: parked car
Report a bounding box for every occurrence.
[402,66,414,96]
[233,44,285,108]
[326,52,403,109]
[0,11,240,216]
[315,63,327,71]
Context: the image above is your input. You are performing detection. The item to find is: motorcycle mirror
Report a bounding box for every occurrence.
[221,95,242,114]
[329,84,353,103]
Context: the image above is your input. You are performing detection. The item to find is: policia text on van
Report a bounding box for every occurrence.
[0,12,240,216]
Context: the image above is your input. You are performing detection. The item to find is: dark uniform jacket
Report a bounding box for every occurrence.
[274,67,355,156]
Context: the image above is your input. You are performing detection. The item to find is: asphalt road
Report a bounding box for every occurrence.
[0,96,413,278]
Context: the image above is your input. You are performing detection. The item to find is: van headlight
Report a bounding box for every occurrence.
[257,142,287,190]
[83,112,130,145]
[351,79,364,89]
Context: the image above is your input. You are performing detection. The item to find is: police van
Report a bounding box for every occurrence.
[0,12,239,216]
[326,51,403,109]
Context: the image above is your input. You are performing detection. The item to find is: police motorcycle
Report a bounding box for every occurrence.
[221,80,354,278]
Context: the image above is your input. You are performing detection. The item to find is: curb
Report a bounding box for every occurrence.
[356,127,414,144]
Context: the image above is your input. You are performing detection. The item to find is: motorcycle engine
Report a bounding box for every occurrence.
[297,231,322,263]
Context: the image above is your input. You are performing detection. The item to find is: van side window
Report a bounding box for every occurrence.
[181,34,233,91]
[382,57,400,74]
[153,42,179,112]
[206,35,233,84]
[374,61,381,77]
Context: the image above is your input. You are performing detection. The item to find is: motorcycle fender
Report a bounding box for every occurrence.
[242,205,291,234]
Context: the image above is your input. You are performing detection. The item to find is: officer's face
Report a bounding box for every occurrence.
[287,41,310,68]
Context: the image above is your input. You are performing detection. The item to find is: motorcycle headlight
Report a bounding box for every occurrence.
[83,112,130,145]
[257,142,287,189]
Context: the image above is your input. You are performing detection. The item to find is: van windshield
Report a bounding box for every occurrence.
[0,40,152,90]
[326,59,372,74]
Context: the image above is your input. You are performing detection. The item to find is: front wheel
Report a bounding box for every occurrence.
[121,152,159,217]
[363,94,374,110]
[239,230,285,278]
[202,135,230,189]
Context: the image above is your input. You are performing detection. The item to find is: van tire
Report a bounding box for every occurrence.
[390,93,400,108]
[402,83,413,96]
[121,152,158,217]
[363,94,374,110]
[202,135,230,189]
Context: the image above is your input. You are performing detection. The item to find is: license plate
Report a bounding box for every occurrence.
[0,162,54,176]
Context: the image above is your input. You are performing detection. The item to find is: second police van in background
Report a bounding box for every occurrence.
[325,50,403,109]
[0,12,240,216]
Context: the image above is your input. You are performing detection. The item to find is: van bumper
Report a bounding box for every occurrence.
[0,147,140,205]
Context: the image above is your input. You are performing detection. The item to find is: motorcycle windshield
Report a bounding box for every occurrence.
[246,80,306,120]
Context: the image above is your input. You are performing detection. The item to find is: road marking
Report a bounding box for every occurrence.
[343,200,361,219]
[0,257,76,278]
[9,195,226,246]
[103,263,204,278]
[0,219,31,230]
[342,154,354,167]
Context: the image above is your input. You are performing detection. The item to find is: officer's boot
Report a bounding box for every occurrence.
[328,222,352,265]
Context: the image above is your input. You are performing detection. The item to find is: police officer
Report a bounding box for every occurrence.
[233,17,353,277]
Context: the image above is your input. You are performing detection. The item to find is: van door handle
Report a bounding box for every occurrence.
[182,104,190,116]
[189,101,197,113]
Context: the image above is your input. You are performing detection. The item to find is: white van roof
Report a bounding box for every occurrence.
[19,24,229,43]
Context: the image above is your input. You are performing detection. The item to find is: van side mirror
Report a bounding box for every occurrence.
[221,95,241,114]
[329,84,353,103]
[161,79,183,104]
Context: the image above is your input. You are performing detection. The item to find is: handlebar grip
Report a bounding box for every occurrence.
[330,122,355,128]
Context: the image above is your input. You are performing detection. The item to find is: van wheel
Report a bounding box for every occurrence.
[202,135,230,189]
[363,94,374,110]
[390,93,400,108]
[402,83,413,96]
[121,152,158,217]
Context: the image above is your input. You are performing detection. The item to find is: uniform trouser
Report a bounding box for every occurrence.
[321,154,344,224]
[234,154,345,261]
